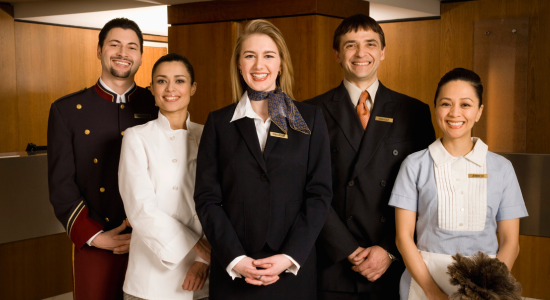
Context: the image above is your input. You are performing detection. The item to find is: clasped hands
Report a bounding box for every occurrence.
[347,245,392,282]
[234,254,293,286]
[91,219,131,254]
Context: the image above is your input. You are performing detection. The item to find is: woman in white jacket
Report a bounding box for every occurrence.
[119,53,210,300]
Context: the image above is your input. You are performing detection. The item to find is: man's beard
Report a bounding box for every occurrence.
[110,67,132,79]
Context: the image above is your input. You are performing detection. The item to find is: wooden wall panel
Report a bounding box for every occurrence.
[0,233,73,300]
[14,22,101,150]
[134,46,168,88]
[0,4,19,153]
[143,34,168,42]
[512,235,550,299]
[313,16,345,97]
[379,19,442,138]
[168,22,236,125]
[441,0,550,154]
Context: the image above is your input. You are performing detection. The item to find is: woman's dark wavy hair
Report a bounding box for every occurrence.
[151,53,195,84]
[434,68,483,107]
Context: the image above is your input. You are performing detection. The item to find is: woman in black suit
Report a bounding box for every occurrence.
[194,19,332,300]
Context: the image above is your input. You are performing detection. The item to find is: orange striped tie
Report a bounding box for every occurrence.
[357,90,370,130]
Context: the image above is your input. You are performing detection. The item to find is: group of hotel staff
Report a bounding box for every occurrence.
[46,12,527,300]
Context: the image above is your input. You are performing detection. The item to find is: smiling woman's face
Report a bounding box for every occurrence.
[435,80,484,142]
[238,33,281,92]
[151,61,196,114]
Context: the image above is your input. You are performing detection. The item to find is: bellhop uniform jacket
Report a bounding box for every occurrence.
[48,81,158,249]
[304,81,435,297]
[194,100,333,278]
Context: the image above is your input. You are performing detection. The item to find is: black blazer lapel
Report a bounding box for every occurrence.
[234,118,268,173]
[351,82,400,179]
[322,82,364,152]
[263,121,284,161]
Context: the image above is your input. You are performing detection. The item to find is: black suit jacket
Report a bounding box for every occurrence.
[194,101,333,268]
[305,82,435,297]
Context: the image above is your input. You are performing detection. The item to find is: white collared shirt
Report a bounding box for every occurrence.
[428,137,489,231]
[99,77,136,103]
[118,111,208,300]
[227,91,300,279]
[343,78,380,111]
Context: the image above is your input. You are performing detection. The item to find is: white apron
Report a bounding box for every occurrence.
[408,251,496,299]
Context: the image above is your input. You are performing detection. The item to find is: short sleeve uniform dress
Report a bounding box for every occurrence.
[388,138,528,300]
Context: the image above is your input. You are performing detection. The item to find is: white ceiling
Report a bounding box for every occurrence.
[9,0,441,36]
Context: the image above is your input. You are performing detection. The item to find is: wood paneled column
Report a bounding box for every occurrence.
[168,0,369,124]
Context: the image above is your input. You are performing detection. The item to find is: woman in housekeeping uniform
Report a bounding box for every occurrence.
[118,53,210,300]
[389,68,528,300]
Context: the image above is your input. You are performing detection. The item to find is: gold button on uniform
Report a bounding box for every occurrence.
[105,218,110,222]
[100,187,105,192]
[76,104,82,109]
[121,131,124,136]
[94,158,98,163]
[85,129,90,135]
[120,104,125,109]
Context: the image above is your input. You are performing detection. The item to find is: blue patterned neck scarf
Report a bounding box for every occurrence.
[247,87,311,135]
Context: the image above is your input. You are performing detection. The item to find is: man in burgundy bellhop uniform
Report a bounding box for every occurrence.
[47,18,158,299]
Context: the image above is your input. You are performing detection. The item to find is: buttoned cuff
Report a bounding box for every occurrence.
[86,230,103,246]
[227,255,246,279]
[283,254,300,275]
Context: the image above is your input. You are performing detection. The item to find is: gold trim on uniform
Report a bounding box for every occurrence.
[67,201,85,236]
[96,81,115,102]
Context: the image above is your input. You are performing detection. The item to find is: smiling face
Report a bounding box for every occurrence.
[151,61,196,114]
[435,80,484,142]
[335,29,385,89]
[238,33,281,92]
[97,27,142,81]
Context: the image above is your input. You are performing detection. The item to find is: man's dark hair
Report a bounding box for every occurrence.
[98,18,144,53]
[434,68,484,107]
[151,53,195,84]
[333,14,386,51]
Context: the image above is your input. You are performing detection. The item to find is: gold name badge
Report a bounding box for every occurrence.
[134,114,151,119]
[375,116,394,123]
[469,174,489,178]
[270,132,288,139]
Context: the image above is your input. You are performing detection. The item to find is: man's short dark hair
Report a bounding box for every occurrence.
[333,14,386,51]
[98,18,144,53]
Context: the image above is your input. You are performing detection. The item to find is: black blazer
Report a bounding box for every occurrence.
[194,100,333,268]
[305,82,435,296]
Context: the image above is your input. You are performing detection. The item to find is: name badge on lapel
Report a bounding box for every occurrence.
[270,132,288,139]
[375,116,393,123]
[468,174,489,178]
[134,114,151,119]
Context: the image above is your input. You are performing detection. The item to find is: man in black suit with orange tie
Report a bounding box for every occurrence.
[305,14,435,300]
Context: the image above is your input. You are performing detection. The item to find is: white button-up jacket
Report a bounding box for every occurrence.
[119,111,207,300]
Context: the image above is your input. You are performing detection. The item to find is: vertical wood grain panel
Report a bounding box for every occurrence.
[0,4,19,153]
[134,46,168,88]
[314,15,345,97]
[379,19,441,138]
[14,22,102,150]
[512,235,550,299]
[441,0,550,154]
[168,22,235,125]
[0,233,73,300]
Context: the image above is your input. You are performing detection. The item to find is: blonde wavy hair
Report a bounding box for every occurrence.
[230,19,295,102]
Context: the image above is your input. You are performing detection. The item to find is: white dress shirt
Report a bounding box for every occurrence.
[99,77,135,103]
[226,91,300,279]
[119,111,208,300]
[343,78,380,111]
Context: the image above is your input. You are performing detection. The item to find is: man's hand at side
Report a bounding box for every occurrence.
[351,245,392,282]
[92,220,131,254]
